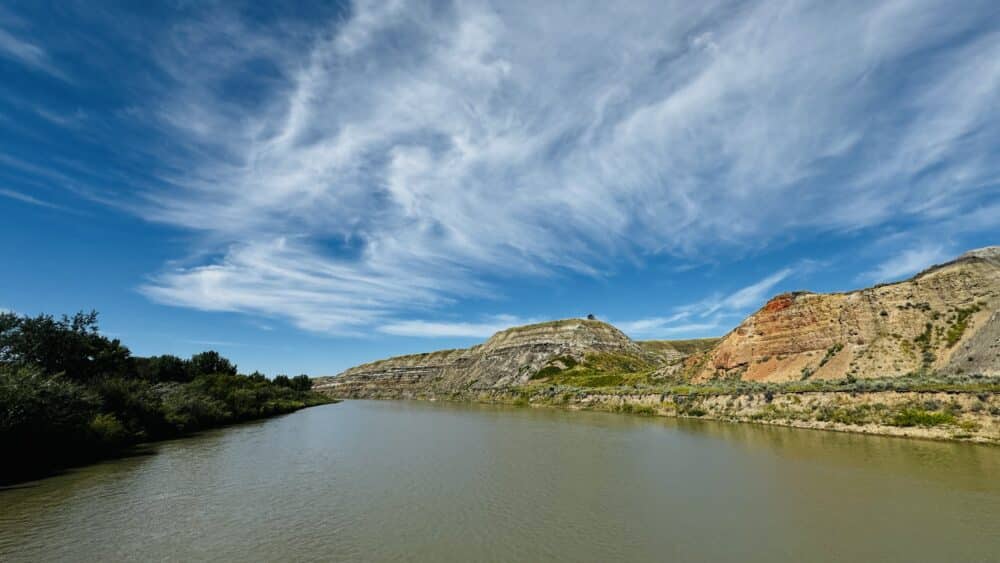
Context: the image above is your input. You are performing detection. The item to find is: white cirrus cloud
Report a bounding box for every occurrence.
[860,243,952,284]
[0,188,69,211]
[617,267,798,338]
[378,314,538,338]
[127,0,999,334]
[0,26,69,80]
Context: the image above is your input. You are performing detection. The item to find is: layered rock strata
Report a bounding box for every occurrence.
[695,247,1000,382]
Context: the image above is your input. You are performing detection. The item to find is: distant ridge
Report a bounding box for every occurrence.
[316,247,1000,397]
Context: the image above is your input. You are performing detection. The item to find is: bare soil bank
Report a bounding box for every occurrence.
[329,388,1000,444]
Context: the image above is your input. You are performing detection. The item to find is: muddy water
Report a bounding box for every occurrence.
[2,400,999,562]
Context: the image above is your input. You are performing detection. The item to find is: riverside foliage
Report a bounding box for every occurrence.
[0,311,329,483]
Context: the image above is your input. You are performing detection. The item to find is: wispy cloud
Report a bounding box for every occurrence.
[706,269,795,315]
[617,318,725,339]
[183,339,244,348]
[860,243,951,283]
[127,1,998,334]
[378,314,537,338]
[0,27,68,80]
[615,313,692,335]
[618,268,798,338]
[0,188,70,211]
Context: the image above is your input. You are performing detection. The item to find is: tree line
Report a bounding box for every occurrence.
[0,310,330,484]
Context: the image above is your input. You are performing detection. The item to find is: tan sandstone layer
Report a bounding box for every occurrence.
[694,247,1000,383]
[317,318,649,397]
[320,247,999,396]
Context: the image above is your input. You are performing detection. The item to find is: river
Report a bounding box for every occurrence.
[2,400,999,562]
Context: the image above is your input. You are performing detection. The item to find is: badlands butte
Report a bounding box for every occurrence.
[316,247,1000,443]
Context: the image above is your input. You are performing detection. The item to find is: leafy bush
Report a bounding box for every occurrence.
[161,386,230,432]
[0,366,98,440]
[614,403,656,416]
[945,305,980,347]
[89,413,129,448]
[0,310,331,484]
[290,374,313,391]
[91,376,170,439]
[0,366,100,480]
[818,343,843,368]
[889,409,954,427]
[0,311,133,381]
[531,365,564,380]
[189,351,237,377]
[135,355,192,383]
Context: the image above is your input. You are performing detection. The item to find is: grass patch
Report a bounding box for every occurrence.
[818,343,843,368]
[815,404,887,426]
[945,305,980,347]
[614,403,656,416]
[889,408,955,427]
[531,352,656,387]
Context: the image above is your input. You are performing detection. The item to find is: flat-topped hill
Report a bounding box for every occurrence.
[316,247,999,398]
[314,318,657,397]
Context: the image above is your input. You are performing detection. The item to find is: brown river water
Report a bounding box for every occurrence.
[2,400,999,562]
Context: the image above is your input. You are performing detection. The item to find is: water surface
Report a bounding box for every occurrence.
[2,400,999,562]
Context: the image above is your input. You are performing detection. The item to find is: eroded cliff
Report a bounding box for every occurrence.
[693,247,1000,382]
[317,247,1000,398]
[316,318,648,397]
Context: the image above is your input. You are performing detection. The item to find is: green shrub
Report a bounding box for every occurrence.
[614,403,656,416]
[945,305,980,347]
[291,374,313,391]
[0,310,332,484]
[89,413,128,448]
[889,409,954,427]
[161,386,230,431]
[818,343,843,368]
[0,311,134,381]
[135,355,192,383]
[531,365,563,380]
[189,351,237,377]
[577,375,625,387]
[92,376,169,439]
[0,367,98,439]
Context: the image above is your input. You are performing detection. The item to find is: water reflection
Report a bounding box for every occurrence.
[1,401,998,562]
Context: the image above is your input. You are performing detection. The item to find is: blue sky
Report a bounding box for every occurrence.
[1,1,997,376]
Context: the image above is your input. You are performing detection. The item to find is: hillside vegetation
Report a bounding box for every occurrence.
[318,247,1000,442]
[0,311,332,484]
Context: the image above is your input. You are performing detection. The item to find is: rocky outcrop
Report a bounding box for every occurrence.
[945,309,1000,376]
[696,247,1000,382]
[317,247,1000,397]
[475,387,1000,444]
[315,319,647,397]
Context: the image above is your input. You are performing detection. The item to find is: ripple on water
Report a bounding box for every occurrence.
[1,401,999,562]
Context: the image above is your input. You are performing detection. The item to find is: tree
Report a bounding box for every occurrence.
[0,311,133,380]
[135,355,191,383]
[272,374,291,388]
[189,351,237,377]
[291,374,312,392]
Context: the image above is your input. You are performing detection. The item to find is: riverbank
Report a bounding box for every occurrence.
[1,386,337,486]
[0,309,341,485]
[484,388,1000,444]
[7,400,1000,562]
[319,377,1000,444]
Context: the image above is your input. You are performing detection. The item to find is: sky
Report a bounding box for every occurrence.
[1,1,997,376]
